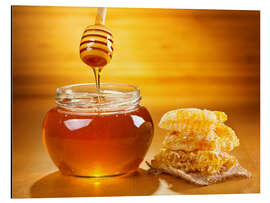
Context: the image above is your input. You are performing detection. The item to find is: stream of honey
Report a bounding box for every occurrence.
[84,55,106,102]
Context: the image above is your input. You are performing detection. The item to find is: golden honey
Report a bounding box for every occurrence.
[42,83,154,177]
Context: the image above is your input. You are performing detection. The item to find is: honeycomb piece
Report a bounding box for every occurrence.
[159,108,227,134]
[153,148,238,175]
[162,130,221,152]
[162,123,239,152]
[215,123,240,152]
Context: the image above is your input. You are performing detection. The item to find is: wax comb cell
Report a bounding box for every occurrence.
[159,108,227,134]
[162,124,239,152]
[152,149,238,175]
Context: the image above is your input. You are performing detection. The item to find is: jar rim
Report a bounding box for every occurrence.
[55,83,141,113]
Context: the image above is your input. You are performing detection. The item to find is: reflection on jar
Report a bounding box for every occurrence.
[42,83,154,177]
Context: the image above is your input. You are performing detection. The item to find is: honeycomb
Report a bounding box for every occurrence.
[152,108,240,175]
[162,123,239,152]
[215,123,240,152]
[159,108,227,135]
[162,130,220,152]
[154,149,238,175]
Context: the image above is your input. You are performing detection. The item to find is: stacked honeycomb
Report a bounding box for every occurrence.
[152,108,240,175]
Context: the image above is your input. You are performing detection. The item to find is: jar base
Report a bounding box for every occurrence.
[59,170,137,178]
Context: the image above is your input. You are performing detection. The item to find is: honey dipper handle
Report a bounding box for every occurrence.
[95,7,107,25]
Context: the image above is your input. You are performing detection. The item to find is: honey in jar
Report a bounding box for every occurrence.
[42,83,154,177]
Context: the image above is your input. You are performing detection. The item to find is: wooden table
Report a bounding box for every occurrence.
[12,6,260,197]
[12,98,260,197]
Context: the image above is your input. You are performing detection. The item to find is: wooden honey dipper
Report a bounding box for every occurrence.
[80,8,113,69]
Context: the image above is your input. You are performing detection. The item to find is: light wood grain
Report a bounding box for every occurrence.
[12,6,260,197]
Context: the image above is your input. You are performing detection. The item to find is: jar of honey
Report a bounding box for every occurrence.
[42,83,154,177]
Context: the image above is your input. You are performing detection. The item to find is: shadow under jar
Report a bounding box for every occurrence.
[42,83,154,178]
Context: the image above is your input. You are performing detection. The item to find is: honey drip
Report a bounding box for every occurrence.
[92,67,101,103]
[80,23,113,103]
[81,54,106,104]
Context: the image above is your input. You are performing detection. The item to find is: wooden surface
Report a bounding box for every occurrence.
[12,98,260,197]
[12,6,260,198]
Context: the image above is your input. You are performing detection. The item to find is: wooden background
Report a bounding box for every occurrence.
[12,6,260,198]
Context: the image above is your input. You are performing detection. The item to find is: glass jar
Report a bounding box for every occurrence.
[42,83,154,177]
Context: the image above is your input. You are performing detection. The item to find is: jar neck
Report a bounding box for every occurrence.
[55,83,141,113]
